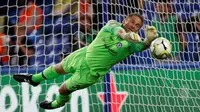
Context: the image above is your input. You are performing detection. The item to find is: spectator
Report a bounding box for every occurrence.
[53,0,94,51]
[0,33,9,65]
[75,15,98,48]
[0,0,29,65]
[17,1,43,35]
[9,34,35,66]
[181,14,200,61]
[92,1,103,30]
[54,0,78,16]
[54,0,92,17]
[8,1,42,66]
[119,0,144,15]
[0,16,6,33]
[184,14,200,39]
[47,0,79,35]
[151,0,186,60]
[92,0,144,32]
[80,0,93,18]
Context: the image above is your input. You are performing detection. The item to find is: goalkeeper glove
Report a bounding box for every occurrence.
[144,25,158,45]
[120,31,142,43]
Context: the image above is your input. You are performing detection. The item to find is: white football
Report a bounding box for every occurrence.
[150,37,172,59]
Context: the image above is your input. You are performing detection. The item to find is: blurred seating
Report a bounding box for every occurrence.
[181,33,199,61]
[136,0,200,63]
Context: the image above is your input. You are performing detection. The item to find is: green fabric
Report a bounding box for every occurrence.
[65,61,102,91]
[54,0,78,15]
[62,20,147,77]
[51,94,71,108]
[152,15,182,56]
[61,50,102,91]
[32,66,60,82]
[60,20,147,91]
[80,29,98,45]
[104,20,124,35]
[130,41,147,52]
[79,16,124,46]
[86,20,147,76]
[61,47,88,73]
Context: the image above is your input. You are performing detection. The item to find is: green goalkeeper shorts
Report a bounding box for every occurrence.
[61,47,102,91]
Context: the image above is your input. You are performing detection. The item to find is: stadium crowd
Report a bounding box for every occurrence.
[0,0,199,66]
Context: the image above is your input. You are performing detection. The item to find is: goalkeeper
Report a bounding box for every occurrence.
[13,13,158,110]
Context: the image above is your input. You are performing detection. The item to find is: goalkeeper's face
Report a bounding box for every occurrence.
[122,15,143,33]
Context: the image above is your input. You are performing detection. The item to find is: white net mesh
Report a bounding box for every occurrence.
[0,0,200,112]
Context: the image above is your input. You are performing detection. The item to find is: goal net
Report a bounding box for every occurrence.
[0,0,200,112]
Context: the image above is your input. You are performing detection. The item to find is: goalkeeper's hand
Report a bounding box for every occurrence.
[144,25,158,45]
[119,31,142,43]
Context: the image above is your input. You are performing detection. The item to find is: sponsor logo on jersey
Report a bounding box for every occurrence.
[116,42,122,48]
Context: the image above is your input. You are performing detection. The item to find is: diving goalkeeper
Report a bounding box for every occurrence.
[13,13,158,110]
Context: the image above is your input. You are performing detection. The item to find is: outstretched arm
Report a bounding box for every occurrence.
[104,20,158,52]
[130,25,158,52]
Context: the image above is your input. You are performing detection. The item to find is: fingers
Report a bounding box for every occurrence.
[145,25,156,31]
[145,25,158,37]
[145,26,158,35]
[121,32,142,43]
[129,32,141,42]
[133,33,142,42]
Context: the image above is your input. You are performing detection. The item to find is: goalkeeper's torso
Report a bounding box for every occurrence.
[86,25,133,76]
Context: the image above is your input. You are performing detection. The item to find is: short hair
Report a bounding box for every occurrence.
[125,13,144,25]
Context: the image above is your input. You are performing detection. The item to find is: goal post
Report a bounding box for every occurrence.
[0,0,200,112]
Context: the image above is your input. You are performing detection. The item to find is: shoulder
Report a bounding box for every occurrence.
[106,20,121,26]
[103,20,122,31]
[101,20,121,31]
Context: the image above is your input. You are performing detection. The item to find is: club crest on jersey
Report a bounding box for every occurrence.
[116,42,122,48]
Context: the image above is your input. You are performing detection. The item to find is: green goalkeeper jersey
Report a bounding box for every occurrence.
[85,20,148,76]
